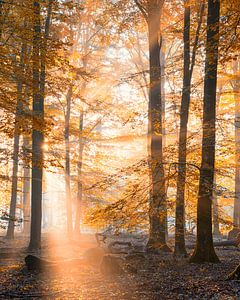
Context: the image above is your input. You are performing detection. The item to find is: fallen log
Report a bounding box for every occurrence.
[186,233,240,249]
[95,232,147,247]
[214,239,240,247]
[214,233,240,247]
[108,241,132,254]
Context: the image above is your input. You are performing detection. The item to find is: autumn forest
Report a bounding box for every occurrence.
[0,0,240,299]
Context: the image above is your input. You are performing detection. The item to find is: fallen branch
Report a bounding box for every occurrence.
[227,264,240,280]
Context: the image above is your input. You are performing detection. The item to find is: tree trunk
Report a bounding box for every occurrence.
[29,0,52,251]
[0,0,4,39]
[174,0,191,256]
[174,0,205,256]
[134,1,168,249]
[212,87,222,236]
[189,0,220,263]
[212,175,221,236]
[64,86,73,237]
[74,109,84,234]
[160,37,168,239]
[22,136,31,235]
[233,58,240,228]
[6,34,27,239]
[29,0,42,251]
[6,127,21,239]
[146,1,169,251]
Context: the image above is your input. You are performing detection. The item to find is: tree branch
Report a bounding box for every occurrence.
[190,1,205,81]
[134,0,148,22]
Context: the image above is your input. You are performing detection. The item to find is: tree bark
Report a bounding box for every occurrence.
[233,58,240,228]
[22,136,31,235]
[6,121,21,239]
[134,1,168,249]
[212,175,221,236]
[6,34,26,239]
[212,87,222,236]
[29,0,52,251]
[146,0,169,251]
[0,0,4,39]
[189,0,220,263]
[174,0,205,256]
[64,86,73,236]
[29,0,42,251]
[174,0,191,256]
[160,37,168,239]
[74,109,84,234]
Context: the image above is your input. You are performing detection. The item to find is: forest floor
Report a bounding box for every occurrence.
[0,233,240,299]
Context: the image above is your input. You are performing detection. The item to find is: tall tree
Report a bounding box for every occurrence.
[190,0,220,263]
[212,174,221,235]
[174,0,191,256]
[212,85,223,237]
[6,38,26,239]
[135,0,169,251]
[233,58,240,229]
[29,0,52,250]
[64,86,73,236]
[29,0,42,251]
[174,1,205,256]
[22,135,31,234]
[0,0,4,39]
[74,109,84,234]
[22,84,31,235]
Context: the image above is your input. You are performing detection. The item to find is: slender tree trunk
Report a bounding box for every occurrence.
[0,0,4,39]
[133,2,164,247]
[146,1,170,251]
[160,37,168,238]
[74,110,84,234]
[29,0,42,251]
[174,0,191,256]
[212,174,221,236]
[174,1,205,256]
[22,136,31,234]
[212,87,222,236]
[6,126,21,239]
[6,36,27,239]
[233,58,240,228]
[29,0,52,251]
[64,86,73,237]
[22,83,31,235]
[189,0,220,263]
